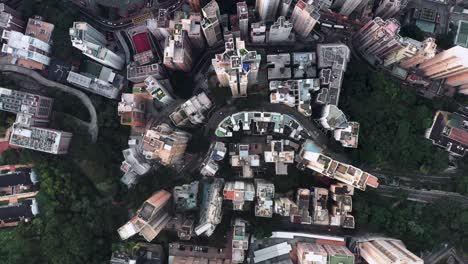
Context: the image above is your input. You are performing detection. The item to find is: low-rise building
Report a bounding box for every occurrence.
[231,218,249,263]
[173,181,199,211]
[0,165,38,202]
[0,87,53,125]
[426,111,468,157]
[251,22,266,43]
[118,190,172,242]
[263,139,296,175]
[357,238,423,264]
[9,123,72,155]
[254,179,274,218]
[223,181,255,211]
[200,141,227,177]
[195,178,224,237]
[269,79,320,117]
[170,92,213,127]
[142,123,191,166]
[0,198,39,228]
[267,53,291,80]
[66,60,124,99]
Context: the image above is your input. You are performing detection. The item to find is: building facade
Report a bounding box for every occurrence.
[291,0,320,38]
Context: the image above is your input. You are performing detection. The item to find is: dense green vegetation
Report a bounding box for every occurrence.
[354,191,468,254]
[341,60,449,173]
[399,24,425,41]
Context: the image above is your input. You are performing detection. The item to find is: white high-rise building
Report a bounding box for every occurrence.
[256,0,281,22]
[70,22,124,70]
[336,0,368,16]
[201,0,223,47]
[268,16,295,43]
[237,2,249,40]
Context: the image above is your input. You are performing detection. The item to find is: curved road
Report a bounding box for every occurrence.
[0,64,98,142]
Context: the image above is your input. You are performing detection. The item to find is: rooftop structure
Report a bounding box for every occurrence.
[223,181,255,211]
[321,244,355,264]
[201,0,223,47]
[229,143,261,178]
[164,25,193,72]
[426,111,468,157]
[144,76,175,106]
[253,241,292,263]
[251,22,266,43]
[0,87,53,125]
[375,0,402,19]
[329,183,355,229]
[1,28,52,70]
[333,122,360,148]
[269,79,320,117]
[319,105,360,148]
[399,37,436,69]
[256,0,280,22]
[215,111,311,141]
[353,18,401,61]
[290,188,312,224]
[170,92,213,127]
[173,181,199,211]
[237,2,249,40]
[254,179,274,218]
[70,22,124,70]
[0,165,38,201]
[0,4,25,33]
[147,9,171,41]
[118,190,172,242]
[274,197,296,216]
[291,0,320,38]
[263,139,296,175]
[267,53,292,80]
[297,140,379,190]
[200,141,227,177]
[297,242,328,264]
[268,16,295,43]
[195,178,224,237]
[212,37,261,97]
[66,60,124,99]
[120,147,151,188]
[142,123,191,166]
[316,44,350,106]
[111,243,164,264]
[127,63,167,83]
[231,218,249,263]
[293,52,316,78]
[169,242,231,264]
[9,123,72,155]
[358,238,423,264]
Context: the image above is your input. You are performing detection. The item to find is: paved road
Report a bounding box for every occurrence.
[0,64,98,142]
[373,185,468,206]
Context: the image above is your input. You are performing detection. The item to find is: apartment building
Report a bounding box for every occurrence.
[319,105,359,148]
[237,2,249,40]
[329,183,355,229]
[70,22,124,70]
[231,218,249,263]
[201,0,223,47]
[399,37,437,69]
[291,0,320,38]
[212,38,261,97]
[426,111,468,157]
[290,188,312,224]
[147,9,171,41]
[188,0,201,12]
[173,181,199,211]
[223,181,255,211]
[181,13,206,50]
[0,165,38,204]
[0,3,25,33]
[9,123,72,154]
[263,139,296,175]
[142,123,191,166]
[200,141,227,177]
[127,62,167,83]
[279,0,293,17]
[358,238,423,264]
[375,0,402,19]
[66,60,124,99]
[254,179,274,218]
[164,24,193,72]
[170,92,213,127]
[293,52,316,78]
[256,0,280,22]
[195,178,224,237]
[169,242,231,264]
[229,143,262,178]
[118,190,172,242]
[251,22,267,43]
[1,18,54,70]
[270,79,319,117]
[267,53,291,80]
[0,87,53,125]
[120,147,151,188]
[333,0,368,16]
[0,198,38,228]
[353,18,401,61]
[144,76,175,105]
[268,16,295,43]
[274,197,296,217]
[118,92,152,129]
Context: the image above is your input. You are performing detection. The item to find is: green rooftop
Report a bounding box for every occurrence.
[329,254,354,264]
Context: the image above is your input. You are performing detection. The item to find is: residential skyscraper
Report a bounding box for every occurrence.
[336,0,368,16]
[237,2,249,40]
[147,9,171,41]
[127,62,166,83]
[164,24,193,72]
[188,0,201,12]
[279,0,293,17]
[70,22,124,70]
[118,190,172,242]
[170,92,213,127]
[375,0,402,19]
[358,238,423,264]
[425,111,468,157]
[142,123,191,166]
[268,16,295,43]
[418,46,468,83]
[291,0,320,38]
[212,37,261,97]
[256,0,280,22]
[251,22,266,43]
[399,37,437,69]
[201,0,223,47]
[353,17,401,60]
[181,13,206,50]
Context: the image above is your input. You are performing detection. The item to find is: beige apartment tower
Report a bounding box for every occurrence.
[256,0,280,22]
[358,238,423,264]
[399,37,437,69]
[419,45,468,80]
[291,0,320,38]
